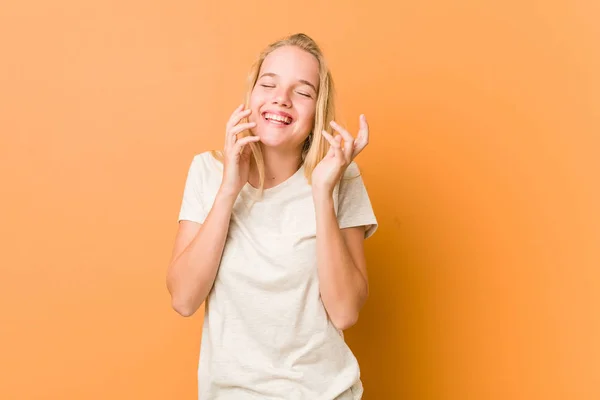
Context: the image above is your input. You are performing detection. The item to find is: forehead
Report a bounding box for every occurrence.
[259,46,319,86]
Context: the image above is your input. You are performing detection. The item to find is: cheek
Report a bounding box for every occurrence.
[249,89,261,105]
[298,104,316,127]
[248,92,265,121]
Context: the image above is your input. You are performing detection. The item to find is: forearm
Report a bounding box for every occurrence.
[167,188,237,316]
[313,192,368,330]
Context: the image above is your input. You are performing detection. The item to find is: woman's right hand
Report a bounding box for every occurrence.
[220,104,261,196]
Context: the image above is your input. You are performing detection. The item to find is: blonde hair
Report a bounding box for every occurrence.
[211,33,336,199]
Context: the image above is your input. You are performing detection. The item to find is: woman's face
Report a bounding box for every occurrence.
[248,45,319,151]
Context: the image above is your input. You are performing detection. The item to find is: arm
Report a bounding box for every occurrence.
[311,114,373,330]
[166,189,237,317]
[313,192,369,330]
[166,105,260,317]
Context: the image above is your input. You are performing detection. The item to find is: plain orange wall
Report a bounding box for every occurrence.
[1,1,599,399]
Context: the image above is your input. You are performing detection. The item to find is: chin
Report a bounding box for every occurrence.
[252,123,308,150]
[251,125,284,145]
[256,134,288,148]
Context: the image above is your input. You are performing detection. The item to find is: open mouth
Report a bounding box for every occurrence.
[262,112,293,125]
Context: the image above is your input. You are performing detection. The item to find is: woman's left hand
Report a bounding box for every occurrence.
[311,114,370,195]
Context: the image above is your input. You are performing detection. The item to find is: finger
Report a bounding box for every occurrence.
[353,114,369,157]
[321,130,341,149]
[241,138,254,156]
[322,130,345,161]
[323,136,337,157]
[230,109,252,131]
[227,121,255,150]
[225,104,244,130]
[333,135,345,160]
[230,122,256,137]
[234,135,261,155]
[226,107,252,132]
[330,120,354,159]
[321,130,338,158]
[357,114,369,144]
[232,135,261,155]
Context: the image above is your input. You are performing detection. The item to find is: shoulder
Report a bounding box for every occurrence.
[336,160,375,213]
[188,150,223,175]
[338,161,365,192]
[336,160,378,237]
[191,150,221,165]
[337,160,370,202]
[342,161,362,180]
[183,151,224,199]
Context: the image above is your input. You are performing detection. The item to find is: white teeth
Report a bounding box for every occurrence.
[264,113,292,124]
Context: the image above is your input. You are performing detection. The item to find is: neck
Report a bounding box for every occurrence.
[249,145,303,189]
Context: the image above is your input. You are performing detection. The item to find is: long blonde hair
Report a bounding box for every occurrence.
[212,33,336,199]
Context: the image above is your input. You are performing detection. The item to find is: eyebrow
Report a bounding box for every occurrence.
[258,72,318,94]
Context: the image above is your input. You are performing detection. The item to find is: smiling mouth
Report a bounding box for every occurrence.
[262,112,293,125]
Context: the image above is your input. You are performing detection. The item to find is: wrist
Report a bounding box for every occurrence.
[312,186,334,205]
[216,185,240,206]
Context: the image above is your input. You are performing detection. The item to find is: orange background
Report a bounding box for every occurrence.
[1,1,599,399]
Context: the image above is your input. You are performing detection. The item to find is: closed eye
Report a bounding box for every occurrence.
[260,84,275,88]
[297,92,311,98]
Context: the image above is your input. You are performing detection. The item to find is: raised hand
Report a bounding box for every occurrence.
[220,104,261,196]
[311,114,369,194]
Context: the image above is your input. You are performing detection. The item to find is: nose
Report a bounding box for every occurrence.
[272,88,291,107]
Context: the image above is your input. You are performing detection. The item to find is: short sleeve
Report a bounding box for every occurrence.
[177,156,207,224]
[336,162,378,239]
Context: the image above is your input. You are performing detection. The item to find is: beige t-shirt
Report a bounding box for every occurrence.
[178,151,378,400]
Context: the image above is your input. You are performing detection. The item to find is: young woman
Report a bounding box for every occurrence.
[167,33,378,400]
